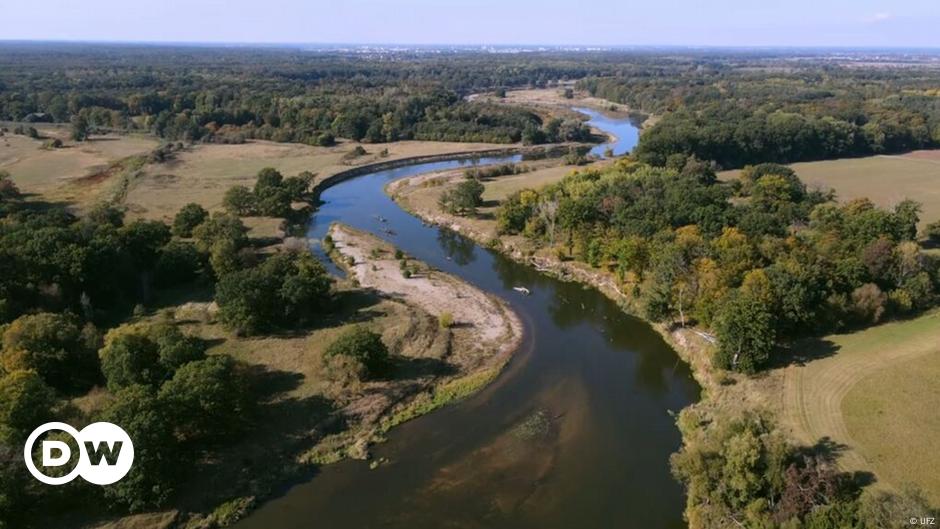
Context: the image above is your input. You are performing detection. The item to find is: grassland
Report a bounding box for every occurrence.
[0,126,159,205]
[720,151,940,229]
[777,310,940,503]
[123,139,509,222]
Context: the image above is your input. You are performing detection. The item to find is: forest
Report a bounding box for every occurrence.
[580,68,940,167]
[496,159,937,372]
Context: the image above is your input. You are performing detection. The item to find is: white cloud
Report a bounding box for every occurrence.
[866,12,893,24]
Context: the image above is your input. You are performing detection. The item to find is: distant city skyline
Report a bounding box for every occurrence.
[1,0,938,48]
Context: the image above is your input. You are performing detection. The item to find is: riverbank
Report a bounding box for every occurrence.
[387,164,780,447]
[327,223,524,433]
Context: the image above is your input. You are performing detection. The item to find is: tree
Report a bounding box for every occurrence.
[0,370,56,445]
[924,220,940,243]
[158,355,247,441]
[325,327,390,379]
[154,240,204,287]
[537,196,560,246]
[172,203,208,237]
[439,178,485,216]
[0,312,100,392]
[99,384,180,512]
[713,290,777,373]
[191,213,248,252]
[99,332,163,390]
[0,171,19,201]
[222,185,255,216]
[70,114,89,141]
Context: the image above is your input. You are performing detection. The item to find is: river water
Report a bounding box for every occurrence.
[235,110,699,529]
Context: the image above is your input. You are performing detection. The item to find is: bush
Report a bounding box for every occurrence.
[438,312,454,328]
[325,327,390,379]
[926,220,940,243]
[172,203,208,237]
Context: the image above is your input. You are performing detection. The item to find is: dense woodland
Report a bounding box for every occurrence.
[0,44,612,145]
[497,159,938,372]
[580,68,940,167]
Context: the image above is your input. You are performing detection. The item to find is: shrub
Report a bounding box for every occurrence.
[926,220,940,243]
[325,327,390,379]
[438,312,454,328]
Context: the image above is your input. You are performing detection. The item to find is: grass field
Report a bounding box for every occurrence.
[0,127,159,205]
[778,310,940,502]
[124,139,508,223]
[482,164,577,202]
[720,151,940,229]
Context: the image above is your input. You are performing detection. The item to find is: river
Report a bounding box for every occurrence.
[235,109,699,529]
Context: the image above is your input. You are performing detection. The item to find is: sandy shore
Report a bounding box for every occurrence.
[328,223,524,408]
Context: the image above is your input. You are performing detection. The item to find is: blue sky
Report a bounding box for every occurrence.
[1,0,938,47]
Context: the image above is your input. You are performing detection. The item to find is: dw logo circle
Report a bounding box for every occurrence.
[23,422,135,486]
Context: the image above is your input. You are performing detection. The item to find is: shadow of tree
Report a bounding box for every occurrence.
[771,337,841,369]
[175,364,342,511]
[392,356,458,380]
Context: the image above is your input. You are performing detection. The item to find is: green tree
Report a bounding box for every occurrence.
[154,240,204,287]
[99,332,163,390]
[158,355,247,441]
[325,327,390,379]
[0,370,56,445]
[172,203,208,237]
[439,178,485,216]
[70,114,89,141]
[713,290,777,373]
[99,385,180,512]
[0,312,100,392]
[222,185,255,216]
[191,213,248,252]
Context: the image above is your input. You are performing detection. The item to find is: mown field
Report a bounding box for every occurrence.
[721,151,940,230]
[779,310,940,503]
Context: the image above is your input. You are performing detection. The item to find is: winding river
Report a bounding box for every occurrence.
[236,110,699,529]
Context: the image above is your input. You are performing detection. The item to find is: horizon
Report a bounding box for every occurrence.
[3,40,940,53]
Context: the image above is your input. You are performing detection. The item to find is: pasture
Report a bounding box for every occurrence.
[779,309,940,503]
[0,127,159,205]
[721,151,940,230]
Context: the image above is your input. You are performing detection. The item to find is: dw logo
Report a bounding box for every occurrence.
[23,422,134,485]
